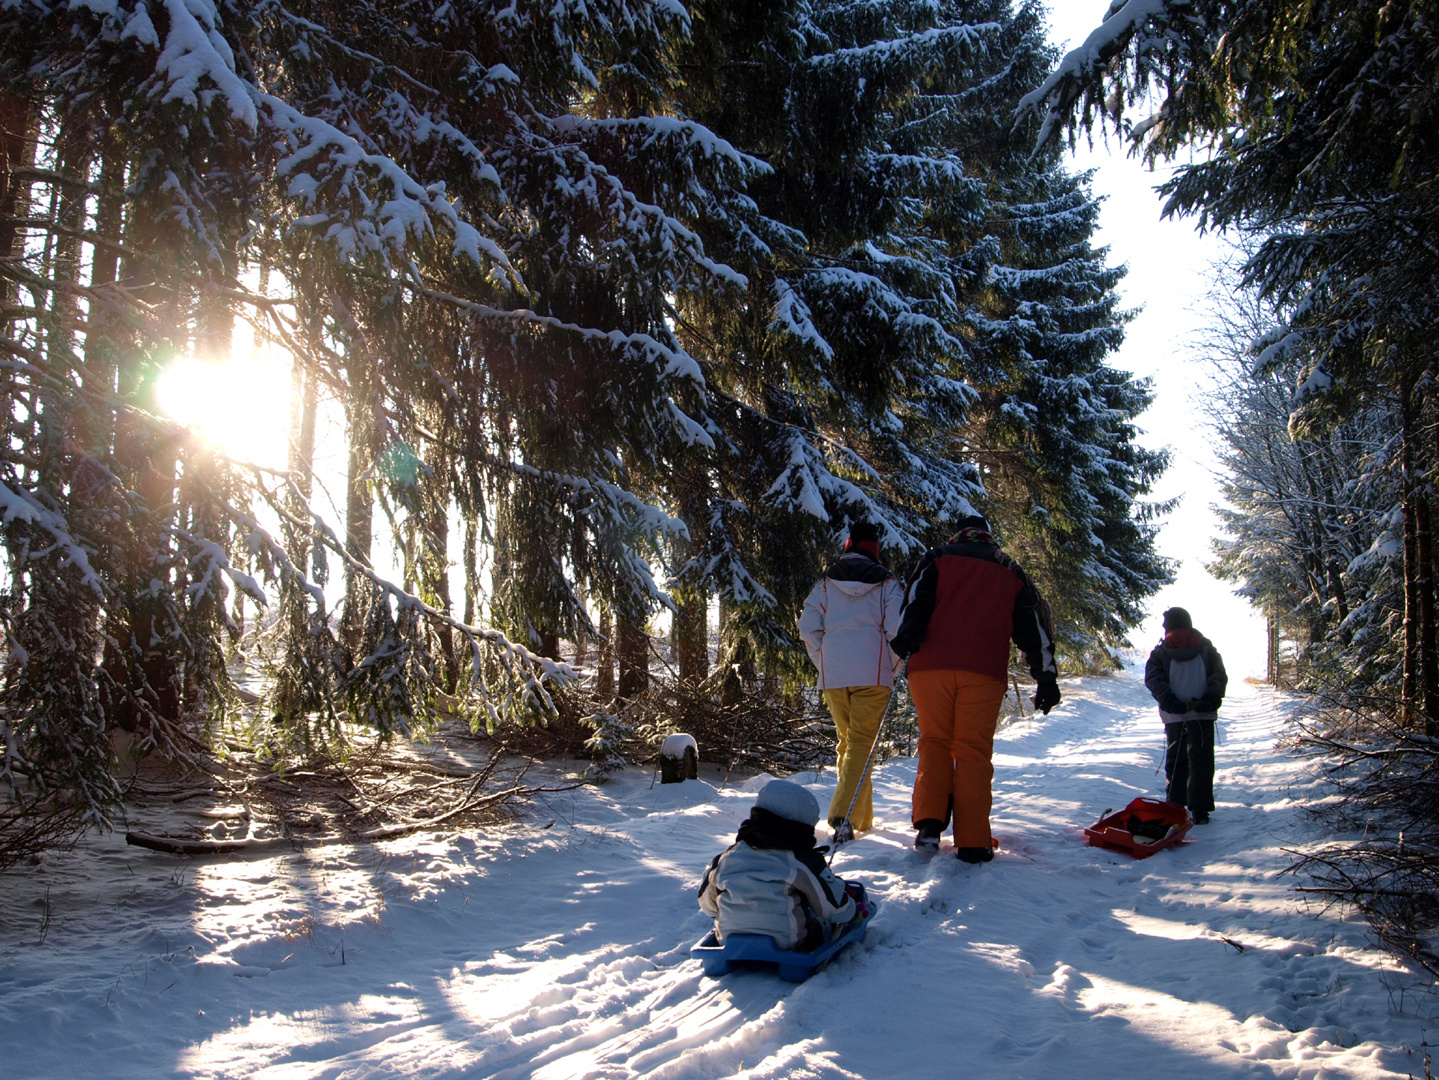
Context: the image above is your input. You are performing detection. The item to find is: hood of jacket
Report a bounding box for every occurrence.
[736,807,828,879]
[824,553,891,585]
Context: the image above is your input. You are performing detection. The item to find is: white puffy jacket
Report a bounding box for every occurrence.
[698,841,856,948]
[798,555,904,689]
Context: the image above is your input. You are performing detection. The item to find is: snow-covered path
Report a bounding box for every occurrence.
[1,665,1428,1079]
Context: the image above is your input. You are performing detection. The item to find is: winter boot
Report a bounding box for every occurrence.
[955,846,994,864]
[914,819,943,854]
[1192,810,1210,825]
[831,818,855,846]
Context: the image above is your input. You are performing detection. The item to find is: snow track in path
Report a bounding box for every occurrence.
[0,665,1428,1079]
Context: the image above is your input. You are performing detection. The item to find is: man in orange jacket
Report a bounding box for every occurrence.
[889,515,1060,861]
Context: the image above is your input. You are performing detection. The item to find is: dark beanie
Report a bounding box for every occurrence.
[951,514,991,535]
[845,521,881,560]
[848,521,880,544]
[1162,607,1193,631]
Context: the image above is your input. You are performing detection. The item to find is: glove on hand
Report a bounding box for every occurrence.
[1032,673,1061,715]
[844,880,872,920]
[1196,694,1222,713]
[1160,692,1189,715]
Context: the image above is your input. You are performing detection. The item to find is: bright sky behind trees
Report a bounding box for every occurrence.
[1044,2,1266,675]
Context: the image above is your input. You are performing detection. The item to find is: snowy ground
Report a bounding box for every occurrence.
[2,663,1433,1079]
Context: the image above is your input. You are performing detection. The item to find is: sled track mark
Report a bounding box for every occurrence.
[481,964,779,1080]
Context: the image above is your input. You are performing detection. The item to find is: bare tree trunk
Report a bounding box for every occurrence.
[595,606,614,698]
[717,597,745,706]
[0,94,33,268]
[462,514,479,627]
[1402,385,1422,729]
[1416,492,1439,732]
[78,144,123,454]
[39,125,90,477]
[572,582,589,666]
[341,356,376,653]
[423,491,460,692]
[617,612,648,699]
[491,487,511,627]
[181,288,234,715]
[101,183,182,732]
[0,94,33,446]
[280,345,320,665]
[1267,614,1280,687]
[1326,558,1350,644]
[672,465,709,685]
[345,411,374,567]
[287,357,318,501]
[1315,449,1351,641]
[676,593,708,685]
[273,312,323,725]
[0,93,35,434]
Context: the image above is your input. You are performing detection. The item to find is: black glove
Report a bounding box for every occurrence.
[1160,692,1189,714]
[1196,694,1222,713]
[1032,672,1060,715]
[889,638,912,660]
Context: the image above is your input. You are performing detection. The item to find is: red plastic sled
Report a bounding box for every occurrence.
[1084,797,1192,858]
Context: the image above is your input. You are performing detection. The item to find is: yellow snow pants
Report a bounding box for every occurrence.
[910,668,1008,848]
[823,685,892,831]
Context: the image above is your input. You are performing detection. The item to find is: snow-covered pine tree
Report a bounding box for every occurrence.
[0,0,763,808]
[245,0,766,726]
[1197,257,1403,691]
[420,0,766,697]
[881,0,1171,663]
[671,0,1167,674]
[670,0,1004,682]
[962,162,1173,662]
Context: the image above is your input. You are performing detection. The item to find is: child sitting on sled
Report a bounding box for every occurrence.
[699,778,870,950]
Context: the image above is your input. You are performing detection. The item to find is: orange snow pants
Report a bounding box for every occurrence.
[823,685,892,831]
[909,668,1008,848]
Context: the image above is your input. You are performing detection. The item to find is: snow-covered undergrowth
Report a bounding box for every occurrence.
[1,664,1430,1079]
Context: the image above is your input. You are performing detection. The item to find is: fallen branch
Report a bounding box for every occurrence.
[354,783,552,841]
[125,832,293,855]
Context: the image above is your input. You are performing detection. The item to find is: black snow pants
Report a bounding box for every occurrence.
[1164,718,1215,814]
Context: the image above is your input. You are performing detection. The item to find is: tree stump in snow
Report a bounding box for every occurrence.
[660,733,698,784]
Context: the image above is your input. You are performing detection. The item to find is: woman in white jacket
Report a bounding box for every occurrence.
[798,522,904,840]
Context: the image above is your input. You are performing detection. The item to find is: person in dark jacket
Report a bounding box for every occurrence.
[1144,606,1227,824]
[889,515,1060,862]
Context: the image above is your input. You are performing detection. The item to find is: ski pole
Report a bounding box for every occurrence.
[828,659,907,867]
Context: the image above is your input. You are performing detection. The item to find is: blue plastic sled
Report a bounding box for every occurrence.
[691,902,878,982]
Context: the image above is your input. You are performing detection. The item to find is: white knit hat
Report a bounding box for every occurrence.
[755,779,820,827]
